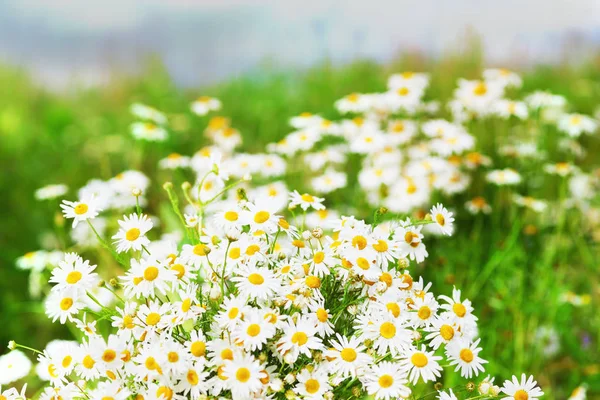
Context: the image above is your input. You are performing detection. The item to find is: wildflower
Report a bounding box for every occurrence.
[112,213,153,253]
[60,196,101,227]
[501,374,544,400]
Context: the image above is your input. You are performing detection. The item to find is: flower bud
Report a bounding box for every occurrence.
[7,341,16,350]
[312,227,323,238]
[209,286,221,300]
[302,230,311,240]
[131,188,142,197]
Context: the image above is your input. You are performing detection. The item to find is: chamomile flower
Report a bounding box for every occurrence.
[232,265,281,302]
[465,196,492,215]
[232,309,276,351]
[430,203,454,236]
[60,196,101,227]
[191,96,221,116]
[437,389,458,400]
[487,169,522,186]
[222,353,266,400]
[289,190,325,211]
[45,291,84,324]
[277,316,324,363]
[112,213,153,253]
[501,374,544,400]
[294,366,331,399]
[401,345,443,384]
[35,184,68,200]
[325,334,372,379]
[364,361,411,400]
[0,351,32,385]
[558,113,597,137]
[49,253,98,295]
[446,338,487,378]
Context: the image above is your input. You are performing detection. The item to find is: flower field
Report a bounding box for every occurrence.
[0,54,599,399]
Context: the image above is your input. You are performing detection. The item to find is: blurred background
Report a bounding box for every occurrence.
[1,0,600,396]
[2,0,600,89]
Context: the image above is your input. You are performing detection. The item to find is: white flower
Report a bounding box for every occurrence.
[430,203,455,236]
[112,213,153,253]
[501,374,544,400]
[0,350,32,385]
[35,184,68,200]
[60,196,102,227]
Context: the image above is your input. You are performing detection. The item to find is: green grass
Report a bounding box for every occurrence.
[1,51,600,397]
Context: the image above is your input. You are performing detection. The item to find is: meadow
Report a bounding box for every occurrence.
[0,50,599,399]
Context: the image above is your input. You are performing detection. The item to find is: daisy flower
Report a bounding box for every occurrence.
[294,366,331,399]
[465,196,492,215]
[45,291,84,324]
[501,374,544,400]
[557,113,597,137]
[49,253,98,296]
[400,345,443,384]
[191,96,221,116]
[0,351,32,385]
[430,203,454,236]
[222,353,266,400]
[243,198,281,233]
[289,190,325,211]
[231,265,281,302]
[364,361,411,400]
[232,309,276,351]
[60,195,101,227]
[277,316,324,363]
[446,338,487,378]
[112,213,153,253]
[35,184,68,200]
[325,334,372,379]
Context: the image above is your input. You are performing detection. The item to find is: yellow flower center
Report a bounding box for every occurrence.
[181,298,191,313]
[356,257,370,270]
[229,247,241,259]
[156,387,173,400]
[168,352,179,363]
[254,211,270,223]
[435,214,445,226]
[378,374,394,388]
[82,355,95,369]
[460,348,474,363]
[126,228,141,241]
[191,341,206,357]
[278,218,290,229]
[379,272,393,287]
[305,379,320,394]
[351,235,367,250]
[221,348,234,360]
[224,211,238,222]
[228,307,239,319]
[440,324,455,340]
[246,244,261,256]
[144,266,159,281]
[386,303,401,318]
[193,244,208,256]
[247,324,261,337]
[74,204,88,215]
[102,349,116,362]
[60,297,73,311]
[236,367,251,383]
[171,264,185,279]
[473,82,487,96]
[411,352,428,367]
[340,348,357,362]
[453,303,467,317]
[514,390,529,400]
[48,364,58,378]
[316,308,328,323]
[62,355,72,368]
[66,271,82,284]
[313,251,325,264]
[291,332,308,346]
[187,369,199,385]
[248,273,264,285]
[397,87,410,96]
[380,322,396,339]
[373,240,388,253]
[146,312,161,326]
[301,193,314,203]
[306,276,321,288]
[418,306,431,320]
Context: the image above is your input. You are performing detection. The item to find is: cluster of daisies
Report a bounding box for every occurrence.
[10,154,544,399]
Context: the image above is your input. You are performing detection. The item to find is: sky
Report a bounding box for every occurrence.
[1,0,599,89]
